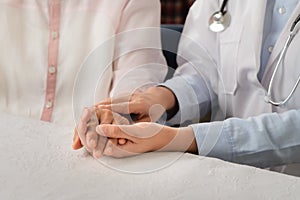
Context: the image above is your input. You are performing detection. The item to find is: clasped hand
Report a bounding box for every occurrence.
[72,87,197,158]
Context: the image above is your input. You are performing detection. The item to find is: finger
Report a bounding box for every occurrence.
[95,95,128,108]
[96,109,114,124]
[86,129,98,150]
[134,117,151,123]
[76,107,92,148]
[97,102,134,114]
[94,98,112,106]
[112,112,130,125]
[93,136,108,159]
[85,113,99,150]
[96,94,132,106]
[77,120,88,148]
[100,123,162,139]
[103,139,115,156]
[77,108,91,139]
[96,124,136,142]
[72,128,83,150]
[77,116,87,133]
[81,107,92,123]
[103,139,138,158]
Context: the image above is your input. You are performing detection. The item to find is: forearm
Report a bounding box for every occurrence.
[191,109,300,168]
[111,0,167,96]
[159,126,198,154]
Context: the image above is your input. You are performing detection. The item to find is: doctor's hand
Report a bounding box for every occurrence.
[97,86,178,123]
[72,107,129,158]
[97,123,198,158]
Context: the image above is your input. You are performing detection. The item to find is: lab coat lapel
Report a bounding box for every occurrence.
[219,0,272,118]
[262,3,300,88]
[240,0,267,75]
[229,0,267,80]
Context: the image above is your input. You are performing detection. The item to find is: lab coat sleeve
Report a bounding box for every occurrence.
[191,109,300,168]
[160,0,219,125]
[110,0,167,97]
[161,66,213,125]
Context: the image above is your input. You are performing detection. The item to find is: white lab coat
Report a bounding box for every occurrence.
[178,0,300,118]
[171,0,300,175]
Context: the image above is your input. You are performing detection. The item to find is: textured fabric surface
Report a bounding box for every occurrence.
[1,113,300,200]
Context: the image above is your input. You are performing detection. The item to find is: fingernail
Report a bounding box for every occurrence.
[118,138,126,145]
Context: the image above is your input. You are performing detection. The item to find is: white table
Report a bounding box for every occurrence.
[0,113,300,200]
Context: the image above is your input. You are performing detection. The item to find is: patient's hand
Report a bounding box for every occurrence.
[72,107,129,158]
[95,122,197,158]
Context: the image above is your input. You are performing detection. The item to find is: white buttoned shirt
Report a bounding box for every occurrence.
[0,0,167,126]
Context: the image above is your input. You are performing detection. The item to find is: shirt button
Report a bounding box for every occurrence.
[268,46,274,53]
[49,66,56,74]
[278,7,286,14]
[46,101,52,109]
[52,31,58,39]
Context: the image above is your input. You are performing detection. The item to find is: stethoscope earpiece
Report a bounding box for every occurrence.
[209,11,231,32]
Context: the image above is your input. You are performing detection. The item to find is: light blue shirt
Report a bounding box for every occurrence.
[162,0,300,168]
[258,0,300,81]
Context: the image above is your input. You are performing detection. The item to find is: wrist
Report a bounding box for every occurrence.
[158,86,179,120]
[159,127,198,154]
[146,86,176,110]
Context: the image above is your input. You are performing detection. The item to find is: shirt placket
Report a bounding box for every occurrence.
[41,0,61,122]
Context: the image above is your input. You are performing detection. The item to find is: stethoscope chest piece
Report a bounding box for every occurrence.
[209,11,231,32]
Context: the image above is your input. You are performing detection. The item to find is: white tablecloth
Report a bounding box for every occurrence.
[0,113,300,200]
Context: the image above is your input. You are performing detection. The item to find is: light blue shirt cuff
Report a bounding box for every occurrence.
[161,76,199,124]
[190,121,234,163]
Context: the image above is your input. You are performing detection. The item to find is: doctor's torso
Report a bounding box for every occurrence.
[186,0,300,118]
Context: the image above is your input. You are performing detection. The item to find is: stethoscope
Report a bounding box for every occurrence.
[266,14,300,106]
[209,0,300,106]
[209,0,230,32]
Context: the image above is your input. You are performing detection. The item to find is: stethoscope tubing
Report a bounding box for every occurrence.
[220,0,229,14]
[266,14,300,106]
[209,0,300,106]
